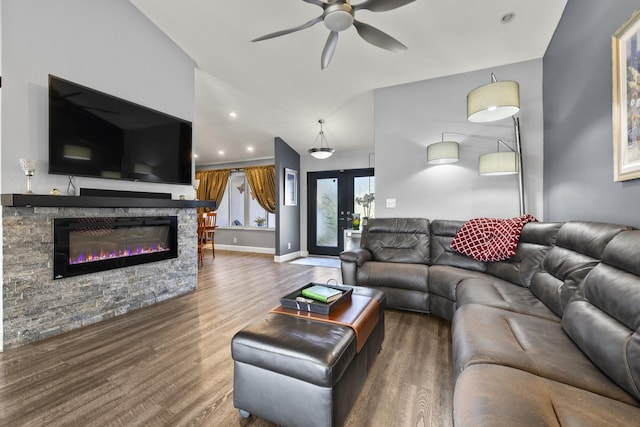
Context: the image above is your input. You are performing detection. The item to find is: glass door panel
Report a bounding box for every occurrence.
[316,178,338,247]
[353,176,375,221]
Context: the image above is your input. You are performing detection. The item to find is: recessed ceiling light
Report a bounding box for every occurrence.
[193,153,199,158]
[247,146,254,152]
[501,12,516,24]
[229,112,237,118]
[218,150,225,155]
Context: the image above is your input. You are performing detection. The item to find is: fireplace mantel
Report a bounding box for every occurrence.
[1,194,216,209]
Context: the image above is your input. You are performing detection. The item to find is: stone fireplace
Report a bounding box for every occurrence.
[1,193,214,350]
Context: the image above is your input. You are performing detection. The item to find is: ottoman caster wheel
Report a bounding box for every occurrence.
[239,409,251,419]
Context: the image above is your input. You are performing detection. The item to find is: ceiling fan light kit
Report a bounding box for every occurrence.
[251,0,416,69]
[324,3,354,31]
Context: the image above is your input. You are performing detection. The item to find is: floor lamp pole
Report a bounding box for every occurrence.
[513,116,525,215]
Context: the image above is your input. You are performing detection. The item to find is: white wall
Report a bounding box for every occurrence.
[0,0,4,350]
[374,59,544,221]
[1,0,195,197]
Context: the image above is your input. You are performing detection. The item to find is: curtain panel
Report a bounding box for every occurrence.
[245,165,276,214]
[195,169,231,211]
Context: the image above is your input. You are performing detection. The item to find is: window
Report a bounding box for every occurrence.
[354,176,375,219]
[216,171,275,228]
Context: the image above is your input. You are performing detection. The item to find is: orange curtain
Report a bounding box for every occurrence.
[244,165,276,214]
[195,169,230,212]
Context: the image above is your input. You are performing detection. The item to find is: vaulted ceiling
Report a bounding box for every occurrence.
[129,0,567,165]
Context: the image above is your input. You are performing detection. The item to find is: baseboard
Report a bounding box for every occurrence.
[274,251,301,263]
[216,245,275,255]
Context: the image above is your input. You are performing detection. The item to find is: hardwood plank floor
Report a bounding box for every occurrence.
[0,250,453,426]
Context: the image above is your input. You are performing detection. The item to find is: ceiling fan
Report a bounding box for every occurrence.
[252,0,416,69]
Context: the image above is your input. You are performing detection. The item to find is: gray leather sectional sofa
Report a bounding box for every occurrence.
[339,218,640,426]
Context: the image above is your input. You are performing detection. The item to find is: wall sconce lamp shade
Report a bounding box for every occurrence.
[467,78,520,123]
[427,141,459,164]
[479,151,519,175]
[308,119,335,159]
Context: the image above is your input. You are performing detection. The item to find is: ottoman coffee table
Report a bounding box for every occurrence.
[231,285,385,427]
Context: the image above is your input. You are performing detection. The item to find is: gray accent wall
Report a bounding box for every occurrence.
[543,0,640,227]
[275,137,300,257]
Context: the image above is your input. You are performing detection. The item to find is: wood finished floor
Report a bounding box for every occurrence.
[0,251,454,426]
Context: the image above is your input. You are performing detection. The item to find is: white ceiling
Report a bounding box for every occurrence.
[128,0,567,166]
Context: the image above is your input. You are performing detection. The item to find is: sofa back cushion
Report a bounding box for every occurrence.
[530,221,632,316]
[362,218,431,264]
[562,230,640,403]
[485,222,562,287]
[430,220,486,272]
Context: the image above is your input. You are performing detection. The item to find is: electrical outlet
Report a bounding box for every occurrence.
[233,237,237,243]
[287,242,291,250]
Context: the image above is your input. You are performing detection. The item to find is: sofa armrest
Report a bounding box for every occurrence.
[339,248,373,266]
[339,248,373,286]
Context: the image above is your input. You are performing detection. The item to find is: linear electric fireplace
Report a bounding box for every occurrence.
[54,216,178,279]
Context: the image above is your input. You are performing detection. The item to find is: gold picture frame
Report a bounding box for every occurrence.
[612,8,640,181]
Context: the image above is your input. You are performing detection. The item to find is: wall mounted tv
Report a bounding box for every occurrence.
[48,75,192,185]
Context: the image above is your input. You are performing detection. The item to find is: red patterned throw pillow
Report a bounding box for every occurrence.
[450,214,538,262]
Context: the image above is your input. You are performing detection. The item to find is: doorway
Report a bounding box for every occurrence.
[307,168,374,256]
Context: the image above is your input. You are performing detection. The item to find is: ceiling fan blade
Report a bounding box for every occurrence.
[353,0,416,12]
[252,16,323,42]
[353,20,407,53]
[321,31,339,70]
[302,0,327,6]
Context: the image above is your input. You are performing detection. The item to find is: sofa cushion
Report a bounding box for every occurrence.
[450,215,538,262]
[485,222,561,287]
[361,218,430,264]
[452,304,638,406]
[357,261,429,293]
[454,364,640,427]
[456,278,559,321]
[428,265,492,301]
[430,220,486,272]
[529,221,631,317]
[562,230,640,403]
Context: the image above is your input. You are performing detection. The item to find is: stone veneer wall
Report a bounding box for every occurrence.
[2,206,197,349]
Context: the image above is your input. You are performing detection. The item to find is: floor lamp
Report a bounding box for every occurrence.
[467,73,525,215]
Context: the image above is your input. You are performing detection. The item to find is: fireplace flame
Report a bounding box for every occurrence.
[70,243,169,265]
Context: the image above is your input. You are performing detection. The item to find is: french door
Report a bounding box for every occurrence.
[307,168,374,256]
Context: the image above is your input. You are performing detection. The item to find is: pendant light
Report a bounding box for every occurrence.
[308,119,335,159]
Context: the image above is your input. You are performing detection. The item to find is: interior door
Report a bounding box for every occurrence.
[307,168,374,256]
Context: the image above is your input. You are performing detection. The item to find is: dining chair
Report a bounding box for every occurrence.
[204,212,217,258]
[197,214,207,267]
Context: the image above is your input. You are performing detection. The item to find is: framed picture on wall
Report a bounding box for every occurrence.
[284,168,297,206]
[612,7,640,182]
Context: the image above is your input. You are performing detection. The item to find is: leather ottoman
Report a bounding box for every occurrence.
[231,286,385,427]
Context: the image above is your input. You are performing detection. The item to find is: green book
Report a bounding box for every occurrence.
[301,285,343,303]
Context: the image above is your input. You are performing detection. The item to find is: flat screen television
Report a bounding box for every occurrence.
[48,75,192,185]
